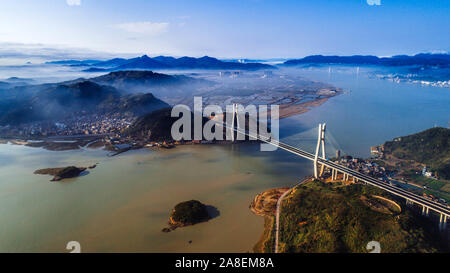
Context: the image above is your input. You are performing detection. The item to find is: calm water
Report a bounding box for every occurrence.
[279,66,450,158]
[0,65,448,252]
[0,143,310,252]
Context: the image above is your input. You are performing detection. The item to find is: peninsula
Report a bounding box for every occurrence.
[252,178,445,253]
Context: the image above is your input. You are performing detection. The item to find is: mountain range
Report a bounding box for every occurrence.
[0,74,176,126]
[77,70,212,100]
[45,53,450,69]
[284,53,450,67]
[46,55,274,72]
[0,70,209,100]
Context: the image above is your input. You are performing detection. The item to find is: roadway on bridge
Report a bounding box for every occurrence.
[225,123,450,217]
[274,139,450,216]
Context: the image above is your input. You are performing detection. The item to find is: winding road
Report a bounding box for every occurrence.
[274,177,312,253]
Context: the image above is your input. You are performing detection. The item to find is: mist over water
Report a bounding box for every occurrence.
[0,64,449,252]
[279,65,450,158]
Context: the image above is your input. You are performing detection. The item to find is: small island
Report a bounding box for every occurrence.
[34,166,88,181]
[162,200,216,232]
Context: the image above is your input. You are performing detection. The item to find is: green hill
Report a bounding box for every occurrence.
[383,127,450,179]
[171,200,211,225]
[0,81,169,125]
[278,180,444,253]
[125,108,216,142]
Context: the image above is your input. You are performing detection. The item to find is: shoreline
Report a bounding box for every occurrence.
[249,187,289,253]
[0,90,342,153]
[250,177,313,253]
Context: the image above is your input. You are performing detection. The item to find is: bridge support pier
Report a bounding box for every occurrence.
[422,206,430,217]
[439,214,447,231]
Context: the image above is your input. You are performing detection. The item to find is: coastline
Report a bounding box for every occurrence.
[250,177,313,253]
[0,90,341,153]
[278,96,336,119]
[249,187,289,253]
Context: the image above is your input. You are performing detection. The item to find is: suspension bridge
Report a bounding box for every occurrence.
[222,104,449,231]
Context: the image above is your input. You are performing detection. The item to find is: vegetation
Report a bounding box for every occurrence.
[0,80,169,126]
[125,108,181,141]
[278,180,444,253]
[383,127,450,179]
[34,166,86,181]
[253,216,275,253]
[250,188,289,253]
[171,200,211,225]
[125,108,212,142]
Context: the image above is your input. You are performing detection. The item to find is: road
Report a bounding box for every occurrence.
[217,121,450,218]
[273,139,450,216]
[274,177,311,253]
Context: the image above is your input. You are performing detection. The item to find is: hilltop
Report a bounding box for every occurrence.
[375,127,450,201]
[162,200,217,232]
[125,108,178,141]
[86,70,211,96]
[382,127,450,178]
[124,107,213,142]
[0,80,169,126]
[74,55,274,72]
[276,180,444,253]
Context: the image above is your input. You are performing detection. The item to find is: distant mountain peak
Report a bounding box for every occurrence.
[81,55,273,72]
[284,53,450,66]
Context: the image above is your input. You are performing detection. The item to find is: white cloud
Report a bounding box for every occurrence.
[366,0,381,6]
[116,21,169,36]
[66,0,81,6]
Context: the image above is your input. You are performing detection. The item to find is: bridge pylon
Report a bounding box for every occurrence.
[230,103,240,142]
[314,123,326,179]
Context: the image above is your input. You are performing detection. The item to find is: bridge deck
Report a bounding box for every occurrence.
[218,122,450,217]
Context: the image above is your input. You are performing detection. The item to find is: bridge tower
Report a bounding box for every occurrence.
[314,123,326,179]
[230,103,241,142]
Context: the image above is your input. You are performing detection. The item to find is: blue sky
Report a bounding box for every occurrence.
[0,0,449,60]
